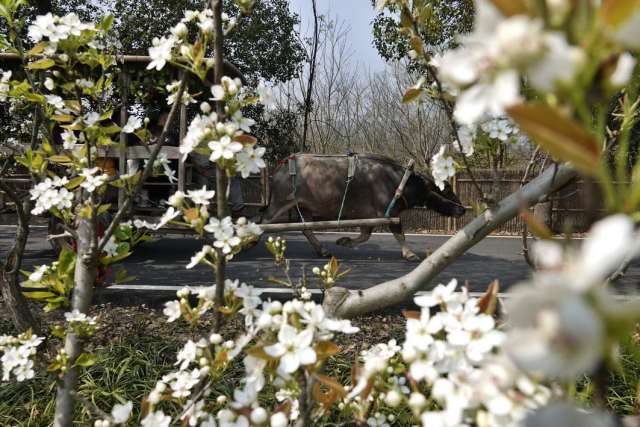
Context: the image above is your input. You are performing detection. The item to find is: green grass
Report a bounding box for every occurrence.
[576,334,640,415]
[0,326,181,426]
[2,311,640,425]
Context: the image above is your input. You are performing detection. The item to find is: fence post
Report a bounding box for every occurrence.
[448,175,457,233]
[118,68,129,209]
[178,81,187,193]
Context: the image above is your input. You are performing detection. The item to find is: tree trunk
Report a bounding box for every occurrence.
[0,198,39,333]
[301,0,319,153]
[53,217,97,427]
[323,164,577,318]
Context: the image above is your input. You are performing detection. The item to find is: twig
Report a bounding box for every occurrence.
[98,78,187,252]
[47,232,73,241]
[520,146,542,268]
[173,379,213,426]
[403,12,489,204]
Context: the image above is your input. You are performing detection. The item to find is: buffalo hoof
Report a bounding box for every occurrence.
[403,251,421,262]
[336,237,354,248]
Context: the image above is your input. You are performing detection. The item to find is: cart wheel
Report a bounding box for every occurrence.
[48,216,73,256]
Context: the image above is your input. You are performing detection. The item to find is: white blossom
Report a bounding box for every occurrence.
[187,186,215,205]
[231,111,255,133]
[0,70,11,101]
[28,265,49,282]
[257,83,275,108]
[122,116,142,134]
[163,300,182,322]
[205,216,234,240]
[61,130,77,150]
[430,146,456,190]
[610,52,637,87]
[111,401,133,424]
[236,146,266,178]
[80,168,108,193]
[264,325,317,374]
[454,71,520,126]
[208,135,243,162]
[526,33,585,92]
[64,309,97,325]
[147,36,176,71]
[186,245,214,269]
[103,236,119,257]
[168,191,186,208]
[141,410,171,427]
[505,283,604,380]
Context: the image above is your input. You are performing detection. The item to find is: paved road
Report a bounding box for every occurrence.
[2,225,639,295]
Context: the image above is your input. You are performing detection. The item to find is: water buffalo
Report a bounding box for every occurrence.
[260,153,465,261]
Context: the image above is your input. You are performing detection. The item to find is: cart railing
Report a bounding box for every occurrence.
[0,52,269,211]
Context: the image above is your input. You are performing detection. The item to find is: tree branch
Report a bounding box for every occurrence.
[98,78,187,252]
[323,163,577,318]
[212,0,229,332]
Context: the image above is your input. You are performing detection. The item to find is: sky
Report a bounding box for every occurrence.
[287,0,387,71]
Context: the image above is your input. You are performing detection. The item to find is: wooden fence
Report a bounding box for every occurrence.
[399,169,597,234]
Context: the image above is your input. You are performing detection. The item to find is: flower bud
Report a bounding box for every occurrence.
[173,22,188,38]
[200,102,212,113]
[250,407,268,424]
[270,412,288,427]
[209,333,222,344]
[216,395,227,404]
[408,392,426,411]
[385,390,402,408]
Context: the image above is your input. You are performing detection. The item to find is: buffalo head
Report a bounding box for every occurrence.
[414,172,465,218]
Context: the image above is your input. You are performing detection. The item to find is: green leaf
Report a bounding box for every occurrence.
[27,58,55,70]
[601,0,640,27]
[98,14,114,32]
[58,248,76,275]
[507,103,600,175]
[115,268,136,284]
[75,353,97,367]
[97,204,112,215]
[42,139,54,155]
[402,87,422,104]
[51,114,75,123]
[101,251,132,265]
[27,42,45,56]
[66,176,84,189]
[22,291,56,300]
[489,0,529,16]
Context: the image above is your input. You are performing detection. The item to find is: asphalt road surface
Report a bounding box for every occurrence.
[2,225,639,298]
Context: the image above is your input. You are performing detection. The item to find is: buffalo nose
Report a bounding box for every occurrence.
[454,205,466,217]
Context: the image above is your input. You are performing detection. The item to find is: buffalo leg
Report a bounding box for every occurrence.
[390,222,420,261]
[302,230,332,258]
[336,226,372,248]
[261,199,297,224]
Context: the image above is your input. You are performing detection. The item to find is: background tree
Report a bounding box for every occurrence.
[51,0,305,85]
[371,0,474,71]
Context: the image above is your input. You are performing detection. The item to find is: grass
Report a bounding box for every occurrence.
[1,305,640,425]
